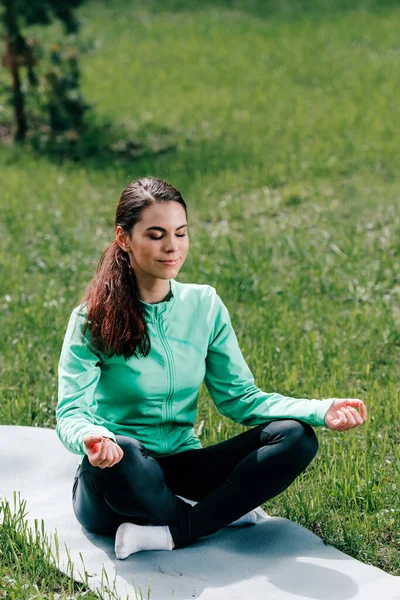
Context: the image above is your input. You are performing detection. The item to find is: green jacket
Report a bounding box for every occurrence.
[56,278,334,461]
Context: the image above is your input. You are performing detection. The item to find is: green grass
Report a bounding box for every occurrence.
[1,0,400,597]
[0,493,153,599]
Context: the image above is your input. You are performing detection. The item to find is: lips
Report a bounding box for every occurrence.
[159,259,179,264]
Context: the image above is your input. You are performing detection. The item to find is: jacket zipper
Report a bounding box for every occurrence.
[156,314,176,453]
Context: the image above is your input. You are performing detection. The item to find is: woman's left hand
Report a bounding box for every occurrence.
[324,398,367,431]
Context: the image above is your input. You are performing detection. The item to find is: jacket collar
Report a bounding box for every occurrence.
[139,279,177,323]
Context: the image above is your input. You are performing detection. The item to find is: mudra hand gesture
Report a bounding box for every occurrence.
[83,434,124,468]
[324,398,367,431]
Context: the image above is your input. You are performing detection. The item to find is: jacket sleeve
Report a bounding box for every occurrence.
[56,306,117,456]
[204,291,335,427]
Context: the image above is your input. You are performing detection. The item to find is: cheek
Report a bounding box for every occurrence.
[137,244,155,261]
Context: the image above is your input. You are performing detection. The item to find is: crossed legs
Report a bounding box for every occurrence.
[72,419,319,549]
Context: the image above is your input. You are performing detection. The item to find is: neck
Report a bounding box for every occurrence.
[138,279,172,304]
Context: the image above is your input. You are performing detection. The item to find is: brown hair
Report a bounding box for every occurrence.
[78,176,187,360]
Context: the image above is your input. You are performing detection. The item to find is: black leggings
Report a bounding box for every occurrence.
[72,419,318,549]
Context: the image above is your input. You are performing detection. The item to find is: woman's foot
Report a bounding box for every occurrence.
[115,523,174,559]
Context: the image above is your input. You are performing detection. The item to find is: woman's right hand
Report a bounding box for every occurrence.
[83,434,124,468]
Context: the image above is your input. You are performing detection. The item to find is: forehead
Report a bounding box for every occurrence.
[139,202,186,226]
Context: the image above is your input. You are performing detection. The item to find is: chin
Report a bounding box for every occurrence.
[154,272,175,280]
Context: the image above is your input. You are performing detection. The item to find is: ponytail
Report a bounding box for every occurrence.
[79,240,150,360]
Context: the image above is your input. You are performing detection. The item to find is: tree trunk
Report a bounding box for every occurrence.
[3,0,27,141]
[6,36,27,141]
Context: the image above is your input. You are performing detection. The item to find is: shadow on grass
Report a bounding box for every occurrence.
[92,0,399,21]
[3,115,178,165]
[1,110,269,194]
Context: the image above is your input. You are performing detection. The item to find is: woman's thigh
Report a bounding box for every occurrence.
[158,419,317,501]
[72,461,151,535]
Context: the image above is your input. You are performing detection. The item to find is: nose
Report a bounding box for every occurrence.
[163,237,179,253]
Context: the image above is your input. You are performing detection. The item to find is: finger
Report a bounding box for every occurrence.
[88,441,105,461]
[329,421,346,432]
[97,444,115,469]
[329,420,344,430]
[85,434,103,444]
[85,437,103,455]
[97,439,110,462]
[346,399,367,420]
[93,439,112,465]
[89,437,104,457]
[340,407,356,427]
[346,406,364,426]
[327,414,346,430]
[327,413,348,430]
[358,401,368,421]
[107,446,123,468]
[336,418,352,432]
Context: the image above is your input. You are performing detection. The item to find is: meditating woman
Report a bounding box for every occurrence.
[56,176,367,560]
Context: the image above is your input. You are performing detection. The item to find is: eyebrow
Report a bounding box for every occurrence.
[145,224,187,232]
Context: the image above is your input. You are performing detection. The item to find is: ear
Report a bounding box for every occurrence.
[115,226,131,252]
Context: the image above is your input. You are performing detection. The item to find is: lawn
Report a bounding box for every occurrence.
[1,0,399,597]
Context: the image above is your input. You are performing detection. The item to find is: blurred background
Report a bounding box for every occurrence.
[1,0,399,593]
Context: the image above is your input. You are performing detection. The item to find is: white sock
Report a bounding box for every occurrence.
[176,496,268,526]
[228,511,258,526]
[115,523,173,559]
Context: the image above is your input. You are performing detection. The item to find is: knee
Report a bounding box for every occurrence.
[268,419,319,463]
[115,434,147,457]
[286,420,319,462]
[115,435,146,453]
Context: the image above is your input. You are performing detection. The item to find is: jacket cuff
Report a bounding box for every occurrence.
[311,398,336,426]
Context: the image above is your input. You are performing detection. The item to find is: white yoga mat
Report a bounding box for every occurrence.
[0,425,399,600]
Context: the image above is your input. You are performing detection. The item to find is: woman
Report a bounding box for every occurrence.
[56,176,367,560]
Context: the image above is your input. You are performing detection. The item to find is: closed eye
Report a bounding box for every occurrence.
[149,234,187,240]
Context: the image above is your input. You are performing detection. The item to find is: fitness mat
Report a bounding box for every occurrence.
[1,425,399,600]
